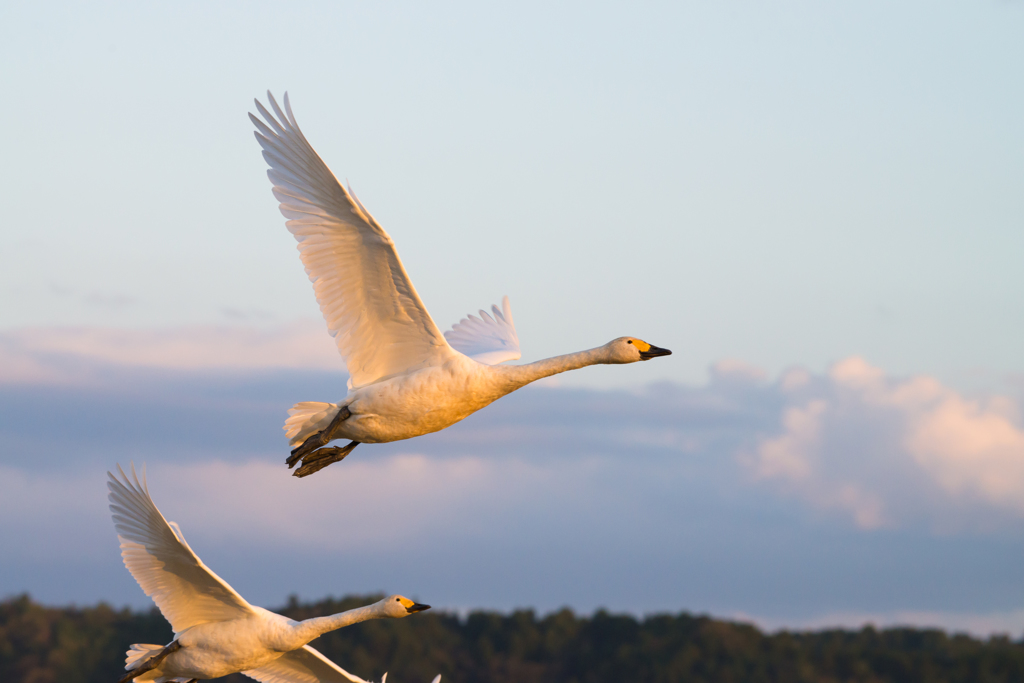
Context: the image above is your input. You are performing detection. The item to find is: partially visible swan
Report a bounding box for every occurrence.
[251,92,672,477]
[108,464,436,683]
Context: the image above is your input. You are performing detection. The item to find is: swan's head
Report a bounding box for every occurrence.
[604,337,672,364]
[378,594,431,618]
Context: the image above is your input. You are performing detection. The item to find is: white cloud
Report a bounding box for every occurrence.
[904,389,1024,510]
[142,455,574,551]
[751,356,1024,528]
[0,454,613,562]
[0,321,340,383]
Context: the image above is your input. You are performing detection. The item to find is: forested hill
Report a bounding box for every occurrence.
[3,593,1024,683]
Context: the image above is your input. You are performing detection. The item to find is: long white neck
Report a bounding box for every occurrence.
[292,602,385,645]
[493,346,609,393]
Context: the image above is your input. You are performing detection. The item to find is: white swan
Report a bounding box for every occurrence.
[251,92,672,477]
[108,464,436,683]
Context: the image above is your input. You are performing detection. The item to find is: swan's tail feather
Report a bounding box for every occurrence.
[125,643,165,670]
[284,401,342,446]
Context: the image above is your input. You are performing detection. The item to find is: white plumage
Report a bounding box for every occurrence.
[108,464,436,683]
[443,297,520,366]
[251,92,671,476]
[250,95,453,392]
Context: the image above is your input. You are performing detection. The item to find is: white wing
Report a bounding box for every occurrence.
[251,92,455,390]
[243,646,371,683]
[245,647,442,683]
[107,464,255,635]
[444,296,521,365]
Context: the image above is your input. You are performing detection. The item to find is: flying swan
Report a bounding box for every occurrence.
[108,463,436,683]
[251,92,672,477]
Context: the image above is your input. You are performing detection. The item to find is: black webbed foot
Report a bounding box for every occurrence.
[293,441,360,478]
[287,406,352,467]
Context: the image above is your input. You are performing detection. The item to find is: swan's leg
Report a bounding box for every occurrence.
[118,640,181,683]
[293,441,360,478]
[287,406,352,467]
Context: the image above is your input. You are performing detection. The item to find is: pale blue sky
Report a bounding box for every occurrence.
[2,1,1022,388]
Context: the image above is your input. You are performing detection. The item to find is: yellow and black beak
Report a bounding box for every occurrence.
[406,602,431,614]
[639,344,672,361]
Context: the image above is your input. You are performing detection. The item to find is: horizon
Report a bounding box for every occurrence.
[7,590,1024,641]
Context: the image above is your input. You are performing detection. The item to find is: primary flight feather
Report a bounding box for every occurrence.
[252,92,672,477]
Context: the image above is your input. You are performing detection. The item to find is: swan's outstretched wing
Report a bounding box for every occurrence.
[444,296,521,365]
[251,92,454,390]
[107,464,256,635]
[243,645,371,683]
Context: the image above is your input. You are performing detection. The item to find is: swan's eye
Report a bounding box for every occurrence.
[395,598,400,602]
[627,340,633,345]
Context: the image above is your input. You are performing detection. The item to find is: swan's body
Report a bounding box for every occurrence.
[108,464,434,683]
[251,92,671,476]
[288,343,649,446]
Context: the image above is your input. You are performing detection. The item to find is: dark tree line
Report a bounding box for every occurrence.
[3,593,1024,683]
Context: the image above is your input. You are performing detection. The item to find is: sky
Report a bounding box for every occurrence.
[2,0,1024,637]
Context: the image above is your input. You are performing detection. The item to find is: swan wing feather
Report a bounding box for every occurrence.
[107,464,255,635]
[251,92,453,389]
[444,295,521,365]
[243,645,371,683]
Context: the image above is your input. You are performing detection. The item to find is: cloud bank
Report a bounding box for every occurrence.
[751,357,1024,530]
[2,326,1023,635]
[0,322,338,384]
